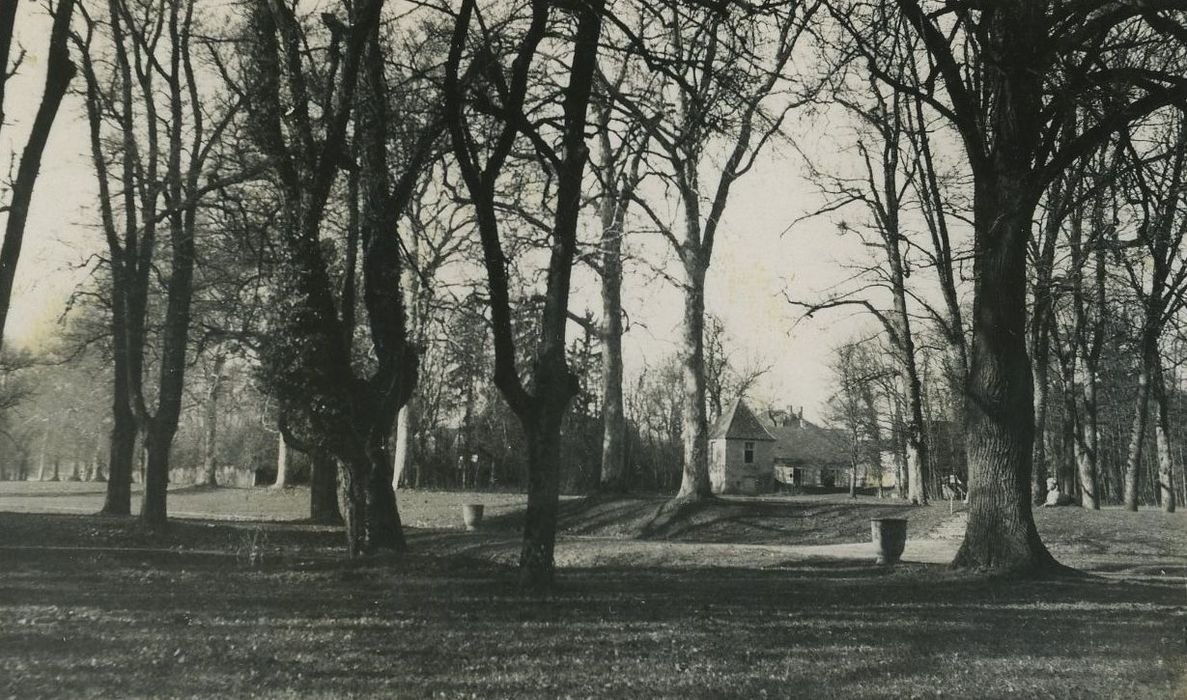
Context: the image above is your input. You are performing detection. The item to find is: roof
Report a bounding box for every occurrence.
[768,419,849,464]
[709,398,776,442]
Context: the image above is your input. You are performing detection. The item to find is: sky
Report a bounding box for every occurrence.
[2,4,884,423]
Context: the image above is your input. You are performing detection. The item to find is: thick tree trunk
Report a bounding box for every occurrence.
[1153,360,1177,513]
[140,423,174,530]
[1123,364,1151,511]
[952,182,1060,574]
[309,449,342,524]
[365,441,405,552]
[520,410,564,590]
[675,259,710,500]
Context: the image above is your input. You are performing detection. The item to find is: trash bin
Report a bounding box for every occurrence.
[870,518,907,565]
[462,504,485,531]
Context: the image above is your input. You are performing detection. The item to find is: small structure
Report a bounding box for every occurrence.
[709,398,776,495]
[768,409,851,489]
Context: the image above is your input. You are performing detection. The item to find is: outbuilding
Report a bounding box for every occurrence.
[708,398,776,495]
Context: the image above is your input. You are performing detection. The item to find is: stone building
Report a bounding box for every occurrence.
[708,398,776,495]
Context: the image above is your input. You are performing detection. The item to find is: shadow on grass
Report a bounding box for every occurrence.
[1,512,1182,699]
[480,493,950,547]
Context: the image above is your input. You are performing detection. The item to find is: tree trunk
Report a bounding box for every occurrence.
[675,259,710,500]
[1124,334,1155,510]
[599,249,627,492]
[1153,359,1177,513]
[140,422,174,530]
[365,441,405,552]
[392,398,413,489]
[1075,368,1100,509]
[1031,338,1051,505]
[36,430,48,481]
[309,449,342,524]
[520,410,564,590]
[202,354,225,486]
[338,458,368,558]
[952,181,1060,574]
[274,431,289,489]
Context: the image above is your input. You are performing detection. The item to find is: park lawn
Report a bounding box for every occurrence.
[0,499,1185,698]
[0,481,959,546]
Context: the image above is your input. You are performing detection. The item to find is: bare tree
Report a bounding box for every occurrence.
[604,1,818,501]
[445,0,605,588]
[830,0,1187,574]
[1116,112,1187,511]
[77,0,237,526]
[0,0,78,352]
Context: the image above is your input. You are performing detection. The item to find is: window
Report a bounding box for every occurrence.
[744,441,755,464]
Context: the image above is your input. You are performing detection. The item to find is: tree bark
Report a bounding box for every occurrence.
[520,409,564,589]
[1123,340,1154,510]
[140,421,178,530]
[309,449,342,524]
[201,354,225,486]
[952,178,1059,574]
[365,441,405,552]
[676,259,710,500]
[274,431,289,489]
[598,190,627,492]
[1153,359,1177,513]
[392,399,413,489]
[1074,367,1101,510]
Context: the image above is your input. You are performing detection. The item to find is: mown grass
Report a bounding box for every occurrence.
[0,486,1184,698]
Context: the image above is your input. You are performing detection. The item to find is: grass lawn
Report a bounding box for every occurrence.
[0,483,1184,698]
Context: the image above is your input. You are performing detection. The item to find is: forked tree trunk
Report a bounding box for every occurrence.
[676,259,710,500]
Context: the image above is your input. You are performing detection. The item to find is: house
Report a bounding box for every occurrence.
[708,398,776,495]
[767,409,852,489]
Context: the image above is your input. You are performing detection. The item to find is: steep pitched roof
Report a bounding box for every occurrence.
[709,398,776,442]
[768,419,849,464]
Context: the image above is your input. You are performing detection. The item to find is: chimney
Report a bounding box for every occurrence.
[797,406,804,428]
